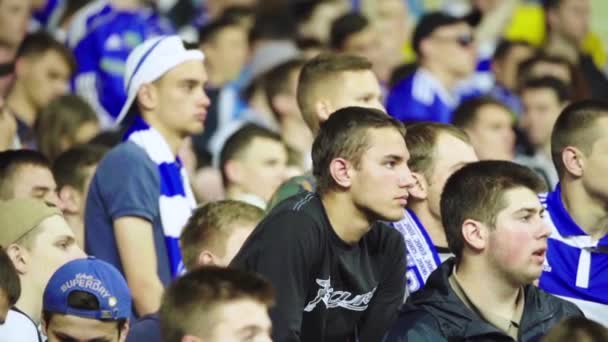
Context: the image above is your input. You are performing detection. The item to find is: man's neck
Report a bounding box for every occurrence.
[15,280,41,323]
[7,86,37,127]
[455,258,522,319]
[561,180,608,240]
[281,117,314,158]
[143,115,184,155]
[409,201,448,247]
[226,188,267,209]
[110,0,143,10]
[420,63,459,91]
[321,192,371,244]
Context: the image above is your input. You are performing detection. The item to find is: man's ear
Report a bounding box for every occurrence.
[58,185,81,214]
[408,172,428,200]
[329,158,352,189]
[13,57,28,77]
[118,321,131,342]
[5,244,28,275]
[181,335,203,342]
[224,160,243,186]
[461,219,487,253]
[562,146,584,178]
[136,83,157,113]
[315,99,333,124]
[271,93,291,120]
[197,250,218,267]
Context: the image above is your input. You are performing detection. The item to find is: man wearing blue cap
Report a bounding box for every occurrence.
[42,257,132,342]
[85,35,210,317]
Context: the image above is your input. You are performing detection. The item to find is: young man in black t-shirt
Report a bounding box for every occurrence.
[231,106,415,341]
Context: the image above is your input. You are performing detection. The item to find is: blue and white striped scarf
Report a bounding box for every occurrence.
[125,116,196,277]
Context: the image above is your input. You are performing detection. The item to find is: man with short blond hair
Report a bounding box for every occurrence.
[0,198,85,341]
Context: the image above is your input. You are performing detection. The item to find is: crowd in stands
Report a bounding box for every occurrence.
[1,0,608,341]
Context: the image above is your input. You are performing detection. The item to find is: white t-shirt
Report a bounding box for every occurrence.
[0,308,41,342]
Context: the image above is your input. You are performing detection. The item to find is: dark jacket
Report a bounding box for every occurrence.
[384,258,583,342]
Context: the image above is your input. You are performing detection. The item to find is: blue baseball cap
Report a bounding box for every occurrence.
[43,257,132,320]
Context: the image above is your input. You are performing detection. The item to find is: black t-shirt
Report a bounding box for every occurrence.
[231,192,406,342]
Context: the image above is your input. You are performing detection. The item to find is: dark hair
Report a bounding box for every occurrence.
[520,76,571,103]
[17,31,76,74]
[264,58,307,121]
[43,291,127,334]
[405,123,470,179]
[248,10,296,44]
[0,247,20,310]
[517,53,590,101]
[292,0,338,26]
[52,144,108,192]
[441,160,547,262]
[297,53,373,134]
[329,12,369,50]
[542,0,564,11]
[542,316,608,342]
[219,124,284,187]
[159,266,274,342]
[412,12,467,57]
[551,100,608,178]
[492,39,533,61]
[452,97,512,129]
[198,16,242,45]
[0,150,51,200]
[312,106,405,195]
[35,94,99,161]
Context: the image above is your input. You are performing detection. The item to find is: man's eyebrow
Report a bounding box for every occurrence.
[383,154,404,162]
[513,207,544,215]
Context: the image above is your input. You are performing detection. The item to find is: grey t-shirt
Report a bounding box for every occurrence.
[84,141,172,287]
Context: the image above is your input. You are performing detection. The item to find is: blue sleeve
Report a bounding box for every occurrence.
[95,143,160,221]
[386,80,431,123]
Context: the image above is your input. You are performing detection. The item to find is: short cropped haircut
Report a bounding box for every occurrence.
[297,53,373,134]
[0,247,20,309]
[264,58,307,121]
[452,97,512,129]
[36,94,99,161]
[0,150,51,200]
[405,123,470,180]
[180,200,264,271]
[312,106,405,195]
[520,76,571,104]
[551,100,608,178]
[52,144,108,193]
[219,124,284,187]
[441,160,546,263]
[329,12,369,50]
[17,31,77,74]
[159,266,274,342]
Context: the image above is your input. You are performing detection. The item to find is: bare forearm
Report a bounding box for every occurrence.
[130,277,164,316]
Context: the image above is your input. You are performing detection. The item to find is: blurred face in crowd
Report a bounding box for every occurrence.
[10,164,62,208]
[202,25,248,86]
[17,51,71,112]
[529,62,571,85]
[325,70,384,116]
[340,27,379,76]
[44,314,127,342]
[580,118,608,204]
[14,215,85,296]
[0,98,17,151]
[0,0,30,48]
[199,298,272,342]
[493,44,535,91]
[464,104,515,161]
[424,22,477,79]
[349,127,415,222]
[425,133,478,219]
[520,87,565,148]
[229,137,288,203]
[485,187,550,285]
[145,60,211,138]
[547,0,590,43]
[299,1,348,44]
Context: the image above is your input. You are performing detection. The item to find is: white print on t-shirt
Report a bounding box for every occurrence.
[303,278,377,312]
